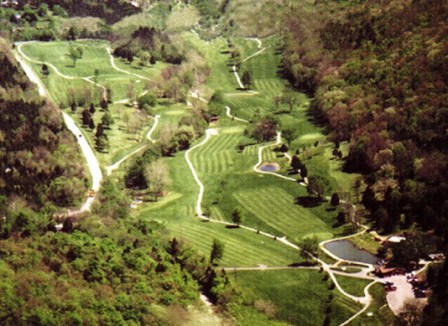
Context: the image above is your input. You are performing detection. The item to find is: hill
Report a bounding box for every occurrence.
[0,38,87,224]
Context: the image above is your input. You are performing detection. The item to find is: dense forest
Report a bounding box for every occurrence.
[0,179,234,325]
[282,0,448,323]
[0,38,87,214]
[32,0,140,23]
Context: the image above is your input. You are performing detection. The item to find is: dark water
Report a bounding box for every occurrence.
[324,240,379,265]
[260,164,277,172]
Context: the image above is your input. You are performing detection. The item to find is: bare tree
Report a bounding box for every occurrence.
[144,160,170,201]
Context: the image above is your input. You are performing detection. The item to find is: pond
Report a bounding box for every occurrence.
[260,163,279,172]
[324,240,379,265]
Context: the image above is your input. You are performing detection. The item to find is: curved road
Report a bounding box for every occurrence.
[106,47,150,81]
[185,128,218,217]
[14,45,103,212]
[106,114,160,176]
[225,106,249,123]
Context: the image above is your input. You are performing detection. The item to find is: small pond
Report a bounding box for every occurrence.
[324,240,379,265]
[260,163,279,172]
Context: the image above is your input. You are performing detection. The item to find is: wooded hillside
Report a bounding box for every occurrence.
[282,2,448,323]
[33,0,140,23]
[283,0,448,234]
[0,38,87,216]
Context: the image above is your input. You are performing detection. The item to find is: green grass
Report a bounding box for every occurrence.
[19,40,166,104]
[136,151,300,268]
[18,39,173,167]
[335,275,371,297]
[166,5,199,31]
[229,269,363,326]
[186,123,338,241]
[62,103,150,166]
[350,232,383,255]
[350,283,397,325]
[21,40,112,77]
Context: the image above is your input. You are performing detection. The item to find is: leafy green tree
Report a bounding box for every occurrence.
[282,129,294,147]
[81,109,92,126]
[210,239,224,265]
[95,123,104,138]
[101,111,114,129]
[89,103,96,114]
[290,155,302,172]
[307,175,329,200]
[53,5,67,17]
[138,51,151,66]
[37,3,49,17]
[88,117,95,130]
[95,134,109,152]
[299,236,319,262]
[241,70,252,89]
[137,92,157,111]
[144,160,170,201]
[336,212,345,225]
[252,116,278,142]
[281,89,298,112]
[41,64,49,76]
[67,44,83,67]
[100,98,108,110]
[300,164,308,179]
[330,193,340,206]
[67,26,78,41]
[231,207,243,226]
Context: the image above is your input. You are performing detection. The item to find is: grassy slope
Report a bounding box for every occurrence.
[334,275,371,297]
[19,40,168,166]
[230,269,363,326]
[136,33,366,324]
[24,30,373,324]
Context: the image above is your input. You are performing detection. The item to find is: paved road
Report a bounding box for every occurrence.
[14,45,103,212]
[225,106,249,123]
[184,128,218,217]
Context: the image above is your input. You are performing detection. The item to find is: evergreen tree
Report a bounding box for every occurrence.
[330,193,340,206]
[291,155,302,172]
[241,71,252,89]
[89,103,96,114]
[101,112,114,129]
[210,239,224,265]
[81,109,91,126]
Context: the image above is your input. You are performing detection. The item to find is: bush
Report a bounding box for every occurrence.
[137,92,157,112]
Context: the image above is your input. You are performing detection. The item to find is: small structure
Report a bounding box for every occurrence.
[429,253,445,261]
[387,235,406,243]
[375,266,406,278]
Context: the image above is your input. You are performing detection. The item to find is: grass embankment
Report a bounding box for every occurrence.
[350,232,383,255]
[229,269,363,326]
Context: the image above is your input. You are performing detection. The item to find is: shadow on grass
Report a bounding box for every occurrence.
[295,196,322,208]
[225,224,240,229]
[288,261,318,267]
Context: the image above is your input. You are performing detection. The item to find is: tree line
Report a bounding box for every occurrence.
[281,1,448,323]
